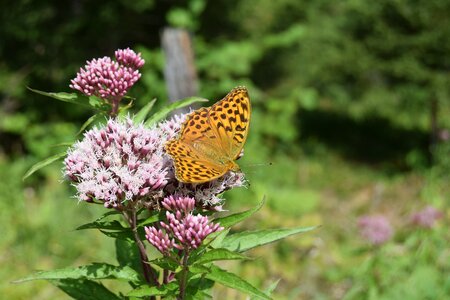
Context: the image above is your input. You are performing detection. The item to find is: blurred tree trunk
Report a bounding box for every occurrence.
[161,28,199,115]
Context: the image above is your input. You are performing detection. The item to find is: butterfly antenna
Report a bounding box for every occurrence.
[240,162,273,175]
[242,162,273,168]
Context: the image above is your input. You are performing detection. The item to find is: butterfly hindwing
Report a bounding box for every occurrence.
[166,140,227,183]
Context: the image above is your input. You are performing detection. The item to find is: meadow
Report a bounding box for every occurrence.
[1,1,449,299]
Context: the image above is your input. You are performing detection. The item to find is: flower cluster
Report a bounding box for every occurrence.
[145,196,223,254]
[64,118,168,209]
[70,48,144,103]
[411,205,443,228]
[357,215,393,245]
[64,113,247,210]
[115,48,145,69]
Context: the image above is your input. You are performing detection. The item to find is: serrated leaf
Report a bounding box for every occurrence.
[215,198,265,228]
[222,226,318,253]
[28,87,91,107]
[145,96,208,126]
[13,263,143,284]
[134,98,157,123]
[128,282,178,297]
[191,248,250,265]
[191,265,271,300]
[22,151,67,180]
[49,279,121,300]
[76,220,126,231]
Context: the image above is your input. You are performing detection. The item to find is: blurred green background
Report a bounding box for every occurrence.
[1,0,449,299]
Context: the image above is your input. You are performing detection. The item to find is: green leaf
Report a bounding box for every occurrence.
[76,220,126,231]
[222,226,318,253]
[76,211,123,230]
[134,98,157,123]
[117,98,135,118]
[99,229,133,241]
[191,265,271,300]
[28,87,91,107]
[88,96,109,110]
[208,228,230,249]
[214,198,265,228]
[137,211,164,228]
[49,279,121,300]
[22,151,67,180]
[128,282,178,297]
[13,263,143,284]
[145,96,208,126]
[250,279,280,299]
[149,257,179,272]
[264,279,280,296]
[51,142,74,148]
[115,239,142,276]
[191,248,250,265]
[94,210,123,221]
[185,277,215,299]
[77,113,106,135]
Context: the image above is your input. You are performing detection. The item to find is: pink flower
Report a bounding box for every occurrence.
[162,195,195,214]
[115,48,145,69]
[411,206,443,228]
[64,118,168,209]
[145,227,174,254]
[145,196,223,255]
[70,48,144,103]
[358,215,393,245]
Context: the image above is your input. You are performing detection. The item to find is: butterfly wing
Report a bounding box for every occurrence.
[166,139,228,183]
[208,86,251,160]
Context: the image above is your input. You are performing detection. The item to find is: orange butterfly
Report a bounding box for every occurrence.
[166,87,251,183]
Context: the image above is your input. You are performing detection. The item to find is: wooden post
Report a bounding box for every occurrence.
[161,28,199,114]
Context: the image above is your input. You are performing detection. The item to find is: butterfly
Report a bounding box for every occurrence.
[165,86,251,183]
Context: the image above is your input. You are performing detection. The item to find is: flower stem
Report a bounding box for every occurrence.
[178,250,189,300]
[110,96,121,117]
[123,210,159,287]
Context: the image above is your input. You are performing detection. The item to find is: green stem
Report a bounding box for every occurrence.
[178,250,190,300]
[123,210,159,287]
